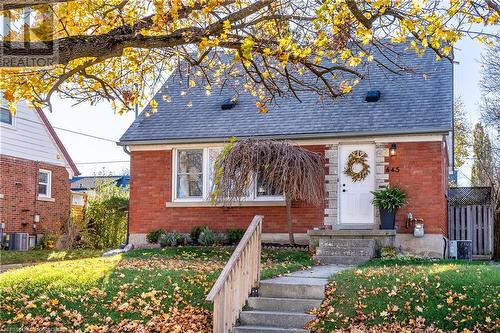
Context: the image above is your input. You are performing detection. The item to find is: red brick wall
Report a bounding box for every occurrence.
[386,141,448,235]
[0,155,71,236]
[129,146,326,234]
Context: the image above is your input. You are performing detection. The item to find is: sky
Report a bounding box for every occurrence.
[44,38,486,183]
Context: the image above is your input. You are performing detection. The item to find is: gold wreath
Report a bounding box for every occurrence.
[344,150,370,182]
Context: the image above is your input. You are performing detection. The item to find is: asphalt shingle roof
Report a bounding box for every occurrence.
[119,46,453,144]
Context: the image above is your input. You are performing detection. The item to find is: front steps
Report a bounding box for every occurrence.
[314,238,376,265]
[233,266,348,333]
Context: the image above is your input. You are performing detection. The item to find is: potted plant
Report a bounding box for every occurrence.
[371,185,407,230]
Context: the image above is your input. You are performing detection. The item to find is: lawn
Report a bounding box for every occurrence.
[0,248,105,265]
[0,246,314,332]
[307,259,500,332]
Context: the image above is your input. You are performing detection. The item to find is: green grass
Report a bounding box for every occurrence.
[0,246,314,331]
[311,259,499,332]
[0,248,105,265]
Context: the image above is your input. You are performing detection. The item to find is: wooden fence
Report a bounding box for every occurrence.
[206,215,263,333]
[448,204,493,256]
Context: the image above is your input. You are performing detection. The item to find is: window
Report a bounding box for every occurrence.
[176,149,203,198]
[0,107,13,126]
[173,147,284,202]
[38,169,52,198]
[256,173,282,197]
[72,194,84,206]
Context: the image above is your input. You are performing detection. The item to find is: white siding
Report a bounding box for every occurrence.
[0,102,73,177]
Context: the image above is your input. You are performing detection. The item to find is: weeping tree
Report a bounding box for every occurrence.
[211,138,324,245]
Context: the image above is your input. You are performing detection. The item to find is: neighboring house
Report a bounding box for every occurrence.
[71,175,130,198]
[0,101,80,248]
[70,175,129,225]
[119,47,453,257]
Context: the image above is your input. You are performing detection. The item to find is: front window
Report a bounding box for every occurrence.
[256,173,282,197]
[0,107,13,126]
[176,149,203,198]
[173,147,283,202]
[38,169,52,197]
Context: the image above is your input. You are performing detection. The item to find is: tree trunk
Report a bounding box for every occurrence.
[286,195,295,246]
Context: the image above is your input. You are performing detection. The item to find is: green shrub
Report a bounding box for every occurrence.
[147,229,166,244]
[83,182,128,249]
[190,226,208,244]
[227,229,245,244]
[371,185,407,212]
[380,247,397,259]
[35,232,57,250]
[198,228,216,246]
[159,232,188,247]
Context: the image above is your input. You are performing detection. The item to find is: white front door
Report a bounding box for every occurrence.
[339,144,375,226]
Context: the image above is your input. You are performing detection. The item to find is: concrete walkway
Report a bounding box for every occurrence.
[234,264,351,333]
[0,262,36,274]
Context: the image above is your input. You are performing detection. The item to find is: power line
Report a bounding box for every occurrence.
[15,116,118,143]
[75,160,129,165]
[52,126,117,143]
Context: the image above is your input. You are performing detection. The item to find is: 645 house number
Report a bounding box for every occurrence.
[385,166,400,173]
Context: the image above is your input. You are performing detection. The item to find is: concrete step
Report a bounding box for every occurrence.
[316,246,374,257]
[258,277,326,300]
[313,255,372,265]
[247,297,322,312]
[233,326,309,333]
[318,238,375,248]
[239,311,315,329]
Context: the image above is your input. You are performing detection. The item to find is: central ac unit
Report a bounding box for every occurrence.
[449,240,472,260]
[9,233,29,251]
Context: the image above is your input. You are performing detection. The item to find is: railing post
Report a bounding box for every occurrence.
[206,215,263,333]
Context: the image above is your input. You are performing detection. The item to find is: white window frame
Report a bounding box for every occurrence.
[38,169,52,198]
[172,147,284,202]
[0,106,15,129]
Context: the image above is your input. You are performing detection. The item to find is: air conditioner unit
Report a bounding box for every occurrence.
[9,233,29,251]
[449,240,472,260]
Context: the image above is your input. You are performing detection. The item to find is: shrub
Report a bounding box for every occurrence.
[371,185,407,212]
[227,229,245,244]
[380,247,397,259]
[35,232,56,250]
[159,232,189,247]
[190,226,208,244]
[83,182,128,249]
[147,229,166,244]
[198,228,216,246]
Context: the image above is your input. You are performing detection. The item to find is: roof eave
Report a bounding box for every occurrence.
[117,128,451,146]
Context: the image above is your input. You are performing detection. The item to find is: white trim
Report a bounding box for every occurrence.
[37,196,55,202]
[129,134,445,151]
[38,169,52,198]
[166,201,286,207]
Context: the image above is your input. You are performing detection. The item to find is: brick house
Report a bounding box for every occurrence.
[119,48,453,258]
[0,101,79,248]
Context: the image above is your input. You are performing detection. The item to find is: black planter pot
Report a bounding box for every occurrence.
[379,209,396,230]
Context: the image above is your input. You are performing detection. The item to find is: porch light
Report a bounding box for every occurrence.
[33,213,40,223]
[389,143,397,156]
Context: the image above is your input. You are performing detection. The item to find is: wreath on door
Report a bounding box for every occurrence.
[344,150,370,182]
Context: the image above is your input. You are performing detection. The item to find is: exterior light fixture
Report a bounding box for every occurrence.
[389,143,397,156]
[33,213,40,223]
